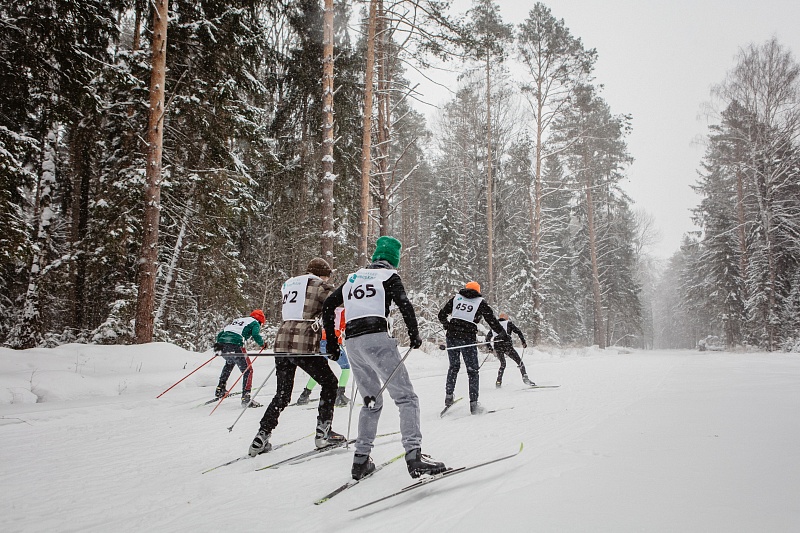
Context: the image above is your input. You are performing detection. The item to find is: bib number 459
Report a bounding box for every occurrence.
[348,283,376,300]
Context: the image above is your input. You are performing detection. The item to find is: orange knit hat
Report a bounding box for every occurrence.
[465,281,481,292]
[250,309,266,324]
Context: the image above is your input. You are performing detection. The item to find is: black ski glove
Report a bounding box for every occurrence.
[522,343,527,349]
[326,342,341,361]
[410,333,423,349]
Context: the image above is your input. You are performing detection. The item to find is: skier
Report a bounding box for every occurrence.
[214,309,267,408]
[296,306,350,407]
[438,281,509,414]
[322,236,447,480]
[486,313,534,387]
[248,258,346,457]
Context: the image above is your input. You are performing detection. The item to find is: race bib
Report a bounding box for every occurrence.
[342,268,396,320]
[451,294,482,323]
[223,316,257,336]
[281,274,316,320]
[498,320,510,334]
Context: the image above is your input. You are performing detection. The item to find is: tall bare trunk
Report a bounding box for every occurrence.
[132,0,142,52]
[584,155,604,348]
[358,0,378,265]
[134,0,168,344]
[376,0,390,235]
[529,83,544,345]
[485,54,494,300]
[320,0,336,264]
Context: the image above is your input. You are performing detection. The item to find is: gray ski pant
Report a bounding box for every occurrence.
[344,332,422,456]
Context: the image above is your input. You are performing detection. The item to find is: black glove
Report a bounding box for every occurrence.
[442,322,449,331]
[486,345,494,352]
[410,334,423,349]
[522,343,527,349]
[326,342,341,361]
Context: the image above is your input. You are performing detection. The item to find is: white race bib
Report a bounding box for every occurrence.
[342,268,396,321]
[498,320,509,334]
[223,316,257,336]
[451,294,482,323]
[281,274,317,321]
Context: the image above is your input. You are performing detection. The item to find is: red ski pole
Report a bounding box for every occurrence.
[156,354,217,399]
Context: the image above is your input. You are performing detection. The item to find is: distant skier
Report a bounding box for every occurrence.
[214,309,267,408]
[248,258,346,457]
[296,306,350,407]
[322,236,447,480]
[486,313,534,387]
[438,281,508,414]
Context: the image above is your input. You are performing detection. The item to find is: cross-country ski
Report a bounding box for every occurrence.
[349,443,524,511]
[313,452,406,505]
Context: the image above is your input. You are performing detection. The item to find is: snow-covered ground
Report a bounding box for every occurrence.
[1,343,798,532]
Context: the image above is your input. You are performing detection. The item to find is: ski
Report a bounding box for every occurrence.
[288,398,319,407]
[201,432,314,474]
[525,385,560,389]
[197,391,241,407]
[313,452,406,505]
[349,443,524,512]
[255,431,400,471]
[453,406,514,420]
[439,397,463,417]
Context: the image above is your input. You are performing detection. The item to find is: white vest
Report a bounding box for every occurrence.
[498,320,510,334]
[342,268,396,321]
[451,294,482,323]
[281,274,319,321]
[223,316,257,336]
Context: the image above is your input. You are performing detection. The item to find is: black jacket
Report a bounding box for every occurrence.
[487,320,526,348]
[322,260,419,341]
[438,288,507,342]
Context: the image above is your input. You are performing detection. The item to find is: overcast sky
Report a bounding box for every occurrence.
[406,0,800,259]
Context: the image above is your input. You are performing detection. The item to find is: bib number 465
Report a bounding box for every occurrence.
[348,283,376,300]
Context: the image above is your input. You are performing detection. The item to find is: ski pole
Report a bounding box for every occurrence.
[345,380,359,448]
[156,354,217,398]
[478,351,493,370]
[214,352,325,358]
[227,364,276,432]
[437,340,492,351]
[363,346,413,409]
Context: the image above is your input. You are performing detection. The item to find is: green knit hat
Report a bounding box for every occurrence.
[371,236,402,268]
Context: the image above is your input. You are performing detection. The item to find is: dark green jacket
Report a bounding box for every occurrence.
[216,317,265,347]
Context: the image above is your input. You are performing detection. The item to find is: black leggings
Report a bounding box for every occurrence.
[218,344,253,393]
[258,355,338,433]
[495,344,526,383]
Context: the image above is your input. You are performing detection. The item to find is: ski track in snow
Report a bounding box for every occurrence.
[1,343,799,532]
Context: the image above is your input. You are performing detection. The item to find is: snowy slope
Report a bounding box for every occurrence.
[1,343,799,532]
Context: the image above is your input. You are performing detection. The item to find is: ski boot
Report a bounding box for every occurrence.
[315,419,347,449]
[351,454,376,480]
[248,429,272,457]
[242,393,262,408]
[522,375,535,386]
[296,387,312,405]
[405,448,446,478]
[215,384,226,399]
[470,401,486,415]
[444,394,454,408]
[335,386,350,407]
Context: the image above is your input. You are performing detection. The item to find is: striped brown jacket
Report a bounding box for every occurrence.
[273,276,333,354]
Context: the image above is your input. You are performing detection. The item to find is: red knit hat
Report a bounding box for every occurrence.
[465,281,481,292]
[250,309,266,324]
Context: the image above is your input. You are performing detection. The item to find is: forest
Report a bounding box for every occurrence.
[1,0,798,352]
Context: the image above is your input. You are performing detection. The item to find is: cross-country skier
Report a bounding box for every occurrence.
[486,313,534,387]
[296,306,350,407]
[438,281,509,414]
[214,310,267,408]
[322,236,447,480]
[248,258,346,457]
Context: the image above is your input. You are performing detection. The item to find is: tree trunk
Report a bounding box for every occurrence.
[528,82,544,345]
[134,0,168,344]
[485,54,494,300]
[320,0,336,264]
[584,157,605,348]
[358,0,378,265]
[376,0,390,235]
